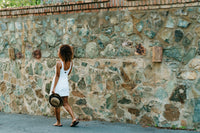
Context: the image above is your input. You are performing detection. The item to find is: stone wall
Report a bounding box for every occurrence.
[0,0,199,18]
[0,7,200,130]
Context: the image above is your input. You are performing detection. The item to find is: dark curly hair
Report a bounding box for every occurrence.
[58,45,73,62]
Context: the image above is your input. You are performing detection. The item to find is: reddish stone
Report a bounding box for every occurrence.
[0,82,7,94]
[32,50,41,59]
[121,83,136,91]
[128,108,140,116]
[16,52,23,59]
[106,79,114,90]
[163,104,180,121]
[139,115,154,126]
[135,44,146,55]
[35,90,44,99]
[72,91,85,98]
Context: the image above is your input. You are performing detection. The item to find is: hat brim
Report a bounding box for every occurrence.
[49,93,63,107]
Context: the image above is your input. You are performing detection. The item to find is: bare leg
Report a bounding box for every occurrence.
[62,96,78,126]
[53,107,62,126]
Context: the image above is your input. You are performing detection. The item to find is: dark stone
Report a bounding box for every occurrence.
[108,66,118,72]
[45,82,51,94]
[118,97,131,104]
[70,75,79,82]
[163,104,180,121]
[105,61,110,65]
[128,108,140,116]
[97,40,104,49]
[175,30,184,42]
[139,115,154,126]
[74,47,85,58]
[82,107,93,115]
[182,48,196,64]
[143,105,151,112]
[111,33,117,38]
[76,99,87,105]
[81,62,88,67]
[106,94,117,109]
[78,78,86,90]
[90,35,97,41]
[169,85,187,104]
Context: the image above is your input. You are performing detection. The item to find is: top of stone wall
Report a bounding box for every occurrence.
[0,0,199,18]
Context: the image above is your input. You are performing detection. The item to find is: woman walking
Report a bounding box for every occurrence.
[50,44,79,127]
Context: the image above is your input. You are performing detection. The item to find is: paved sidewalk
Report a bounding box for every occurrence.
[0,112,198,133]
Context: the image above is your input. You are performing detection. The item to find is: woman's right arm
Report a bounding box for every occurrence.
[52,61,61,94]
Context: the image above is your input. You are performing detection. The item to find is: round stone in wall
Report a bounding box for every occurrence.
[86,42,99,58]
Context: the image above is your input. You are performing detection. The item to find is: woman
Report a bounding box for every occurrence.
[50,44,79,127]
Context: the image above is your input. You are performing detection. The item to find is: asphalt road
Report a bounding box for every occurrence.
[0,112,198,133]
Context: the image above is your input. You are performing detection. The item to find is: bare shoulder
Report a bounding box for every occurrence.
[56,60,62,69]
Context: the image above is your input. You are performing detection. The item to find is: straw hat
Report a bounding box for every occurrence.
[49,93,63,107]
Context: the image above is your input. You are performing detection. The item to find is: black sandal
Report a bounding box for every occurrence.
[70,121,79,127]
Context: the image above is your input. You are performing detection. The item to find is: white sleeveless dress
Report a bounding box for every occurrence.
[50,61,72,97]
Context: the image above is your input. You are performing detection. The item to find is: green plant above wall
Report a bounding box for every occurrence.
[0,0,41,8]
